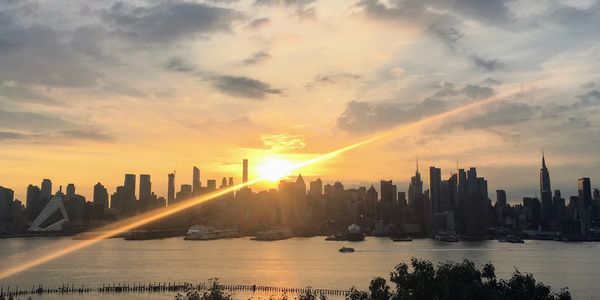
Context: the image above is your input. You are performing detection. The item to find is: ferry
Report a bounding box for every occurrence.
[184,225,239,240]
[251,228,294,241]
[339,246,355,253]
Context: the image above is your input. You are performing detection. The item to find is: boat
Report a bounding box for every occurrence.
[392,236,412,242]
[124,229,186,240]
[184,225,239,240]
[434,233,459,242]
[251,228,294,241]
[339,246,355,253]
[325,233,345,241]
[499,234,524,243]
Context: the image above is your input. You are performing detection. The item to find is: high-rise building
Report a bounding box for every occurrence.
[496,190,507,208]
[93,182,109,209]
[41,179,52,200]
[380,180,397,202]
[220,177,228,189]
[577,177,592,209]
[228,177,234,187]
[324,184,332,197]
[296,174,306,195]
[66,183,76,197]
[176,184,193,201]
[193,167,201,193]
[26,184,42,220]
[124,174,136,198]
[207,179,217,191]
[540,152,553,227]
[408,160,423,205]
[242,159,248,184]
[121,174,136,214]
[168,173,175,205]
[429,167,441,213]
[0,186,14,223]
[139,174,151,201]
[309,178,323,197]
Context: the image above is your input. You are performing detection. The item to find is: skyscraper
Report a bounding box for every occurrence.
[26,184,42,220]
[207,179,217,191]
[380,180,397,202]
[93,182,109,209]
[122,174,137,214]
[242,159,248,184]
[309,178,323,197]
[540,152,553,227]
[408,160,423,206]
[577,177,592,209]
[429,167,441,213]
[228,177,234,186]
[66,183,75,197]
[168,173,175,205]
[0,186,14,223]
[139,174,151,201]
[41,179,52,200]
[193,167,201,194]
[496,190,507,208]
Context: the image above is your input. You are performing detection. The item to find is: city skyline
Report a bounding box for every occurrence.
[1,0,600,205]
[4,152,597,207]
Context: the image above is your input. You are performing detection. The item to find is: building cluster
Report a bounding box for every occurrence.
[1,155,599,239]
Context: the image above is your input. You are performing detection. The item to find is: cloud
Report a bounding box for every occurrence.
[0,131,28,141]
[0,82,61,105]
[337,98,448,133]
[471,54,504,71]
[304,72,361,89]
[261,133,306,152]
[452,101,536,129]
[573,89,600,108]
[254,0,317,19]
[430,26,463,51]
[59,130,113,142]
[461,84,495,99]
[242,51,272,65]
[211,75,282,99]
[247,17,270,29]
[0,108,113,142]
[101,1,242,43]
[164,57,198,72]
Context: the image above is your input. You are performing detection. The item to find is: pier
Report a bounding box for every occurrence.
[0,282,352,298]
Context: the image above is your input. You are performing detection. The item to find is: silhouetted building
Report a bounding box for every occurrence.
[380,180,397,203]
[121,174,136,214]
[324,184,332,197]
[66,183,76,197]
[309,178,323,197]
[429,167,441,213]
[93,183,109,209]
[207,180,216,191]
[176,184,193,202]
[496,190,507,208]
[540,152,553,228]
[26,184,42,220]
[228,177,234,186]
[0,186,14,223]
[577,177,592,209]
[41,179,52,201]
[243,159,248,184]
[168,173,175,205]
[193,167,201,194]
[139,174,151,202]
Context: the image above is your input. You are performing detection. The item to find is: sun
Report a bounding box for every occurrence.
[256,158,296,182]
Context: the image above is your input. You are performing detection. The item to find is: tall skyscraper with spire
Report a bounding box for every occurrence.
[408,159,423,206]
[540,151,554,228]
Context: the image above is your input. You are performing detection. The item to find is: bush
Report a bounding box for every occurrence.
[175,279,233,300]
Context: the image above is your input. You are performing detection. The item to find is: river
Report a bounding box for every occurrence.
[0,237,598,299]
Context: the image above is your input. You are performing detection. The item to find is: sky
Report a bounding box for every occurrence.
[1,0,600,203]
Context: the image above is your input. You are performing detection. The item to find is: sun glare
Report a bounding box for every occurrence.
[256,158,295,182]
